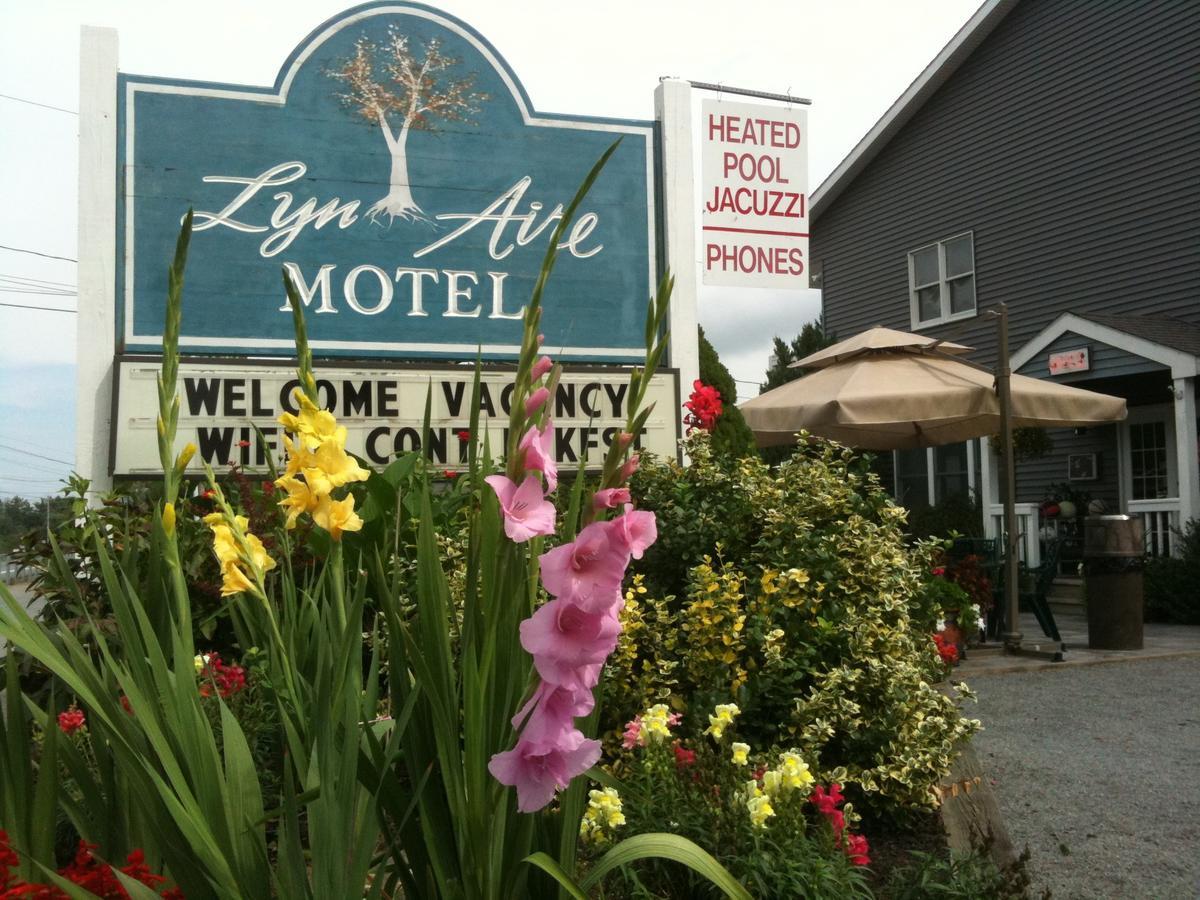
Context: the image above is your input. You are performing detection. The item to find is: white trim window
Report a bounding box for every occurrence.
[908,231,976,328]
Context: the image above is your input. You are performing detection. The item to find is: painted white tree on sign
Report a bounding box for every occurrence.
[330,26,487,223]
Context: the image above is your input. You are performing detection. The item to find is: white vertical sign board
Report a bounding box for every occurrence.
[700,99,808,288]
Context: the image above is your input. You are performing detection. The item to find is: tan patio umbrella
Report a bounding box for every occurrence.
[740,313,1127,657]
[742,348,1126,449]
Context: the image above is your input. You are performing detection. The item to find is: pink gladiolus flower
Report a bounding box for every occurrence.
[609,505,658,559]
[525,386,550,417]
[619,454,640,481]
[511,680,595,746]
[488,729,601,812]
[539,521,629,613]
[520,598,621,689]
[592,487,631,510]
[531,355,553,381]
[484,474,556,542]
[622,716,643,749]
[519,422,558,492]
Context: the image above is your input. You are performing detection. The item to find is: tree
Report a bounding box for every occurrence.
[760,316,837,392]
[697,327,758,459]
[329,27,487,223]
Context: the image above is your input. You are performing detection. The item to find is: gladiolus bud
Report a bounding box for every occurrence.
[531,355,553,381]
[156,417,167,438]
[525,386,550,417]
[162,502,176,536]
[175,442,197,471]
[620,454,640,481]
[617,432,634,450]
[536,333,545,346]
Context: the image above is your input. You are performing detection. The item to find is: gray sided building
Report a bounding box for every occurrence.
[809,0,1199,579]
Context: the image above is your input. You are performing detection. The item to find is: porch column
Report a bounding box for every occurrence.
[1174,376,1199,535]
[979,436,999,540]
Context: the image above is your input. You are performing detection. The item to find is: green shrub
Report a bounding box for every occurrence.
[1144,518,1200,624]
[697,326,758,460]
[883,847,1044,899]
[905,493,983,541]
[616,434,981,811]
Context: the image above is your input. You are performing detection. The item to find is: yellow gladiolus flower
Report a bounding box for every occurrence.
[204,512,275,597]
[275,474,318,529]
[174,442,197,471]
[313,493,363,541]
[277,391,339,451]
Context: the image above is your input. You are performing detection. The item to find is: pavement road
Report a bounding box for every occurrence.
[971,656,1200,899]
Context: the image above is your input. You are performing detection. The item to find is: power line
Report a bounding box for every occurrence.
[0,273,76,288]
[0,475,65,484]
[0,288,77,297]
[0,443,72,466]
[0,92,77,115]
[0,301,77,314]
[0,245,77,263]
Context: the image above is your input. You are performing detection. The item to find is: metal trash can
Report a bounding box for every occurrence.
[1082,515,1144,650]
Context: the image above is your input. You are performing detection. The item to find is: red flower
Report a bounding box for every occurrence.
[261,479,275,495]
[236,440,251,448]
[932,633,959,664]
[443,469,460,480]
[810,783,844,815]
[931,566,946,577]
[1,837,181,898]
[682,381,724,433]
[200,489,215,500]
[456,430,471,442]
[198,654,247,699]
[57,707,86,735]
[119,695,133,715]
[846,833,871,866]
[673,744,696,769]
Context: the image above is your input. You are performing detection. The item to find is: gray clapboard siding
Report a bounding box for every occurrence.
[812,0,1200,372]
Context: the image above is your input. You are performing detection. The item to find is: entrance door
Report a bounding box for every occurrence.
[1122,405,1178,501]
[1121,404,1178,555]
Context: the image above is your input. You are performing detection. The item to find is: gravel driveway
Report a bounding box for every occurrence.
[971,656,1200,899]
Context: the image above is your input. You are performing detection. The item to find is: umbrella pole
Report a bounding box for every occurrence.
[995,304,1062,661]
[996,303,1023,652]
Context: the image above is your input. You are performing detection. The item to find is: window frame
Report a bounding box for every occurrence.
[907,230,976,329]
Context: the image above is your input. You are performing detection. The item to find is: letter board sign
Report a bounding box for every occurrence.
[117,2,656,362]
[111,359,680,476]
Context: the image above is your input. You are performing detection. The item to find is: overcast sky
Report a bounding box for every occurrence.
[0,0,979,497]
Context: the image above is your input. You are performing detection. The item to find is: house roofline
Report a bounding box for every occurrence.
[810,0,1019,222]
[1011,313,1200,380]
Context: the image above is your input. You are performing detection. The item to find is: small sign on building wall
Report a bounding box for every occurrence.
[700,99,808,288]
[1048,348,1090,375]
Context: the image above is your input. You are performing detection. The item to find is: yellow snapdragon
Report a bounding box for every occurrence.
[580,787,625,844]
[731,742,750,766]
[746,794,775,828]
[778,751,815,792]
[641,703,675,743]
[705,702,740,740]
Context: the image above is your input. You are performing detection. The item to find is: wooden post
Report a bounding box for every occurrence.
[996,304,1023,651]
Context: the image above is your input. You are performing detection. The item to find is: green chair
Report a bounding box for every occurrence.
[1020,541,1063,644]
